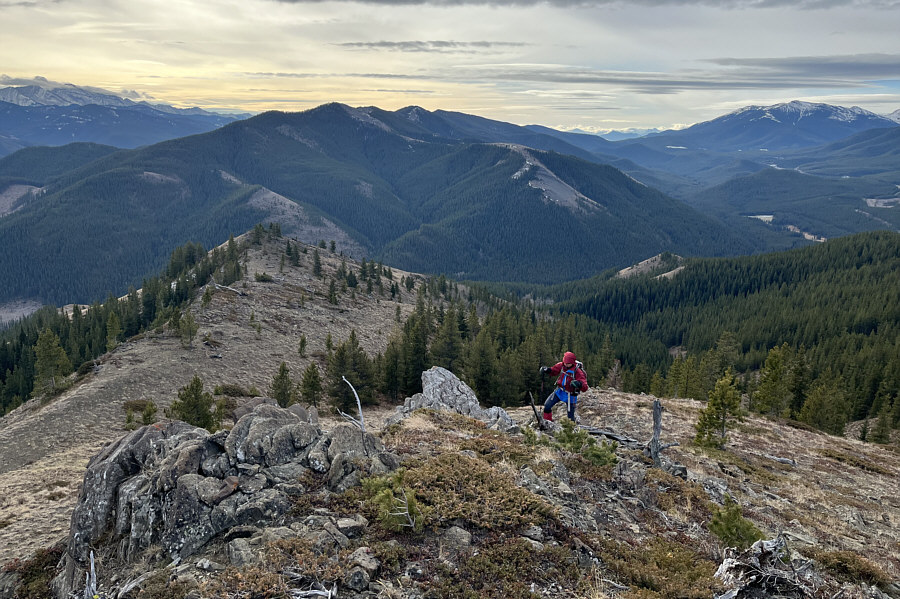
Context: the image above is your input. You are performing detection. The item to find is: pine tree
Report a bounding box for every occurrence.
[870,403,893,444]
[106,311,121,353]
[464,329,497,405]
[168,375,219,432]
[270,362,294,408]
[754,343,793,417]
[430,304,463,372]
[298,334,307,357]
[179,311,199,348]
[33,328,72,396]
[695,370,742,449]
[300,362,323,406]
[312,249,322,277]
[326,331,374,412]
[799,371,851,435]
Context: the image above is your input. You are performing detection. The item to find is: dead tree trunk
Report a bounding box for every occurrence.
[648,399,663,467]
[645,399,679,467]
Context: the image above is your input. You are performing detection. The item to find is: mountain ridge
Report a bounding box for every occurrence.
[0,233,897,598]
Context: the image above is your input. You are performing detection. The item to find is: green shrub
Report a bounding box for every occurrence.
[804,549,890,587]
[254,272,274,282]
[142,400,158,425]
[430,539,578,599]
[361,469,425,533]
[214,383,251,397]
[708,495,765,550]
[6,544,64,599]
[556,419,618,466]
[597,537,720,598]
[407,453,555,531]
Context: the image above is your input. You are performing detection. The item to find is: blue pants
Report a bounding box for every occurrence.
[543,389,577,421]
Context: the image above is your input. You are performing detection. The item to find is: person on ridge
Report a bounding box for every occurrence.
[539,351,588,422]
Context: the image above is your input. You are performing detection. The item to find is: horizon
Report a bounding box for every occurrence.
[2,0,899,133]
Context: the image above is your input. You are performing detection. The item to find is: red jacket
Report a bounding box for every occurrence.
[547,362,588,395]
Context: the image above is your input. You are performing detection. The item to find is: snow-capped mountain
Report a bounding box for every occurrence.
[638,100,898,152]
[0,81,247,156]
[887,109,900,124]
[0,83,134,108]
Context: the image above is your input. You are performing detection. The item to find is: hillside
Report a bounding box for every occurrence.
[0,236,898,598]
[0,103,756,307]
[0,233,422,563]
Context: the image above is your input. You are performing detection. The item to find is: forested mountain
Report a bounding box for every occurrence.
[0,101,241,156]
[0,103,760,307]
[529,102,900,209]
[686,168,900,238]
[527,231,900,428]
[0,142,120,184]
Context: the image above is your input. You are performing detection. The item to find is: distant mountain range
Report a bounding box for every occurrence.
[0,95,898,308]
[0,82,248,156]
[0,102,770,306]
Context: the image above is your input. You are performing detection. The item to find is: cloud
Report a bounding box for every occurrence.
[244,71,430,80]
[269,0,899,7]
[335,40,528,53]
[242,53,900,96]
[705,53,900,79]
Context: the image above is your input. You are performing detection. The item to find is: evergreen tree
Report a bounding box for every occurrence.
[430,304,463,372]
[300,362,323,407]
[32,328,72,396]
[326,331,374,412]
[270,362,294,408]
[695,370,742,449]
[179,311,199,348]
[870,403,893,444]
[464,329,497,405]
[328,279,338,304]
[799,371,851,435]
[754,343,793,417]
[312,249,322,277]
[650,371,666,397]
[378,339,403,401]
[106,311,121,353]
[298,334,307,357]
[142,401,158,425]
[168,375,219,432]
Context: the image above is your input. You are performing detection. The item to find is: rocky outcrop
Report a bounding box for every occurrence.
[385,366,519,433]
[51,404,397,599]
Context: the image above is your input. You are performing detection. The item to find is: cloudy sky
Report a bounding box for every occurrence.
[2,0,899,132]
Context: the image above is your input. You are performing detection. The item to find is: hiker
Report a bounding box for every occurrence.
[540,351,588,422]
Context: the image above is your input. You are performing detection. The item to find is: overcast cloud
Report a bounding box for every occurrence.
[1,0,898,131]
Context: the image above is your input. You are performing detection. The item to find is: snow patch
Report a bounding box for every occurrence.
[140,172,182,185]
[498,143,600,212]
[219,170,242,185]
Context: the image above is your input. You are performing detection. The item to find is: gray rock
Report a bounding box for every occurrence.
[0,570,21,599]
[239,473,268,495]
[337,515,369,539]
[265,461,308,485]
[344,566,370,592]
[348,546,380,573]
[260,526,298,543]
[52,404,399,599]
[521,525,544,542]
[441,526,472,551]
[287,404,309,422]
[197,476,239,506]
[225,404,302,465]
[385,367,518,432]
[232,397,278,422]
[196,558,227,572]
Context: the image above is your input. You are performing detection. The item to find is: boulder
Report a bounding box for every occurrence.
[386,366,518,433]
[52,403,397,599]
